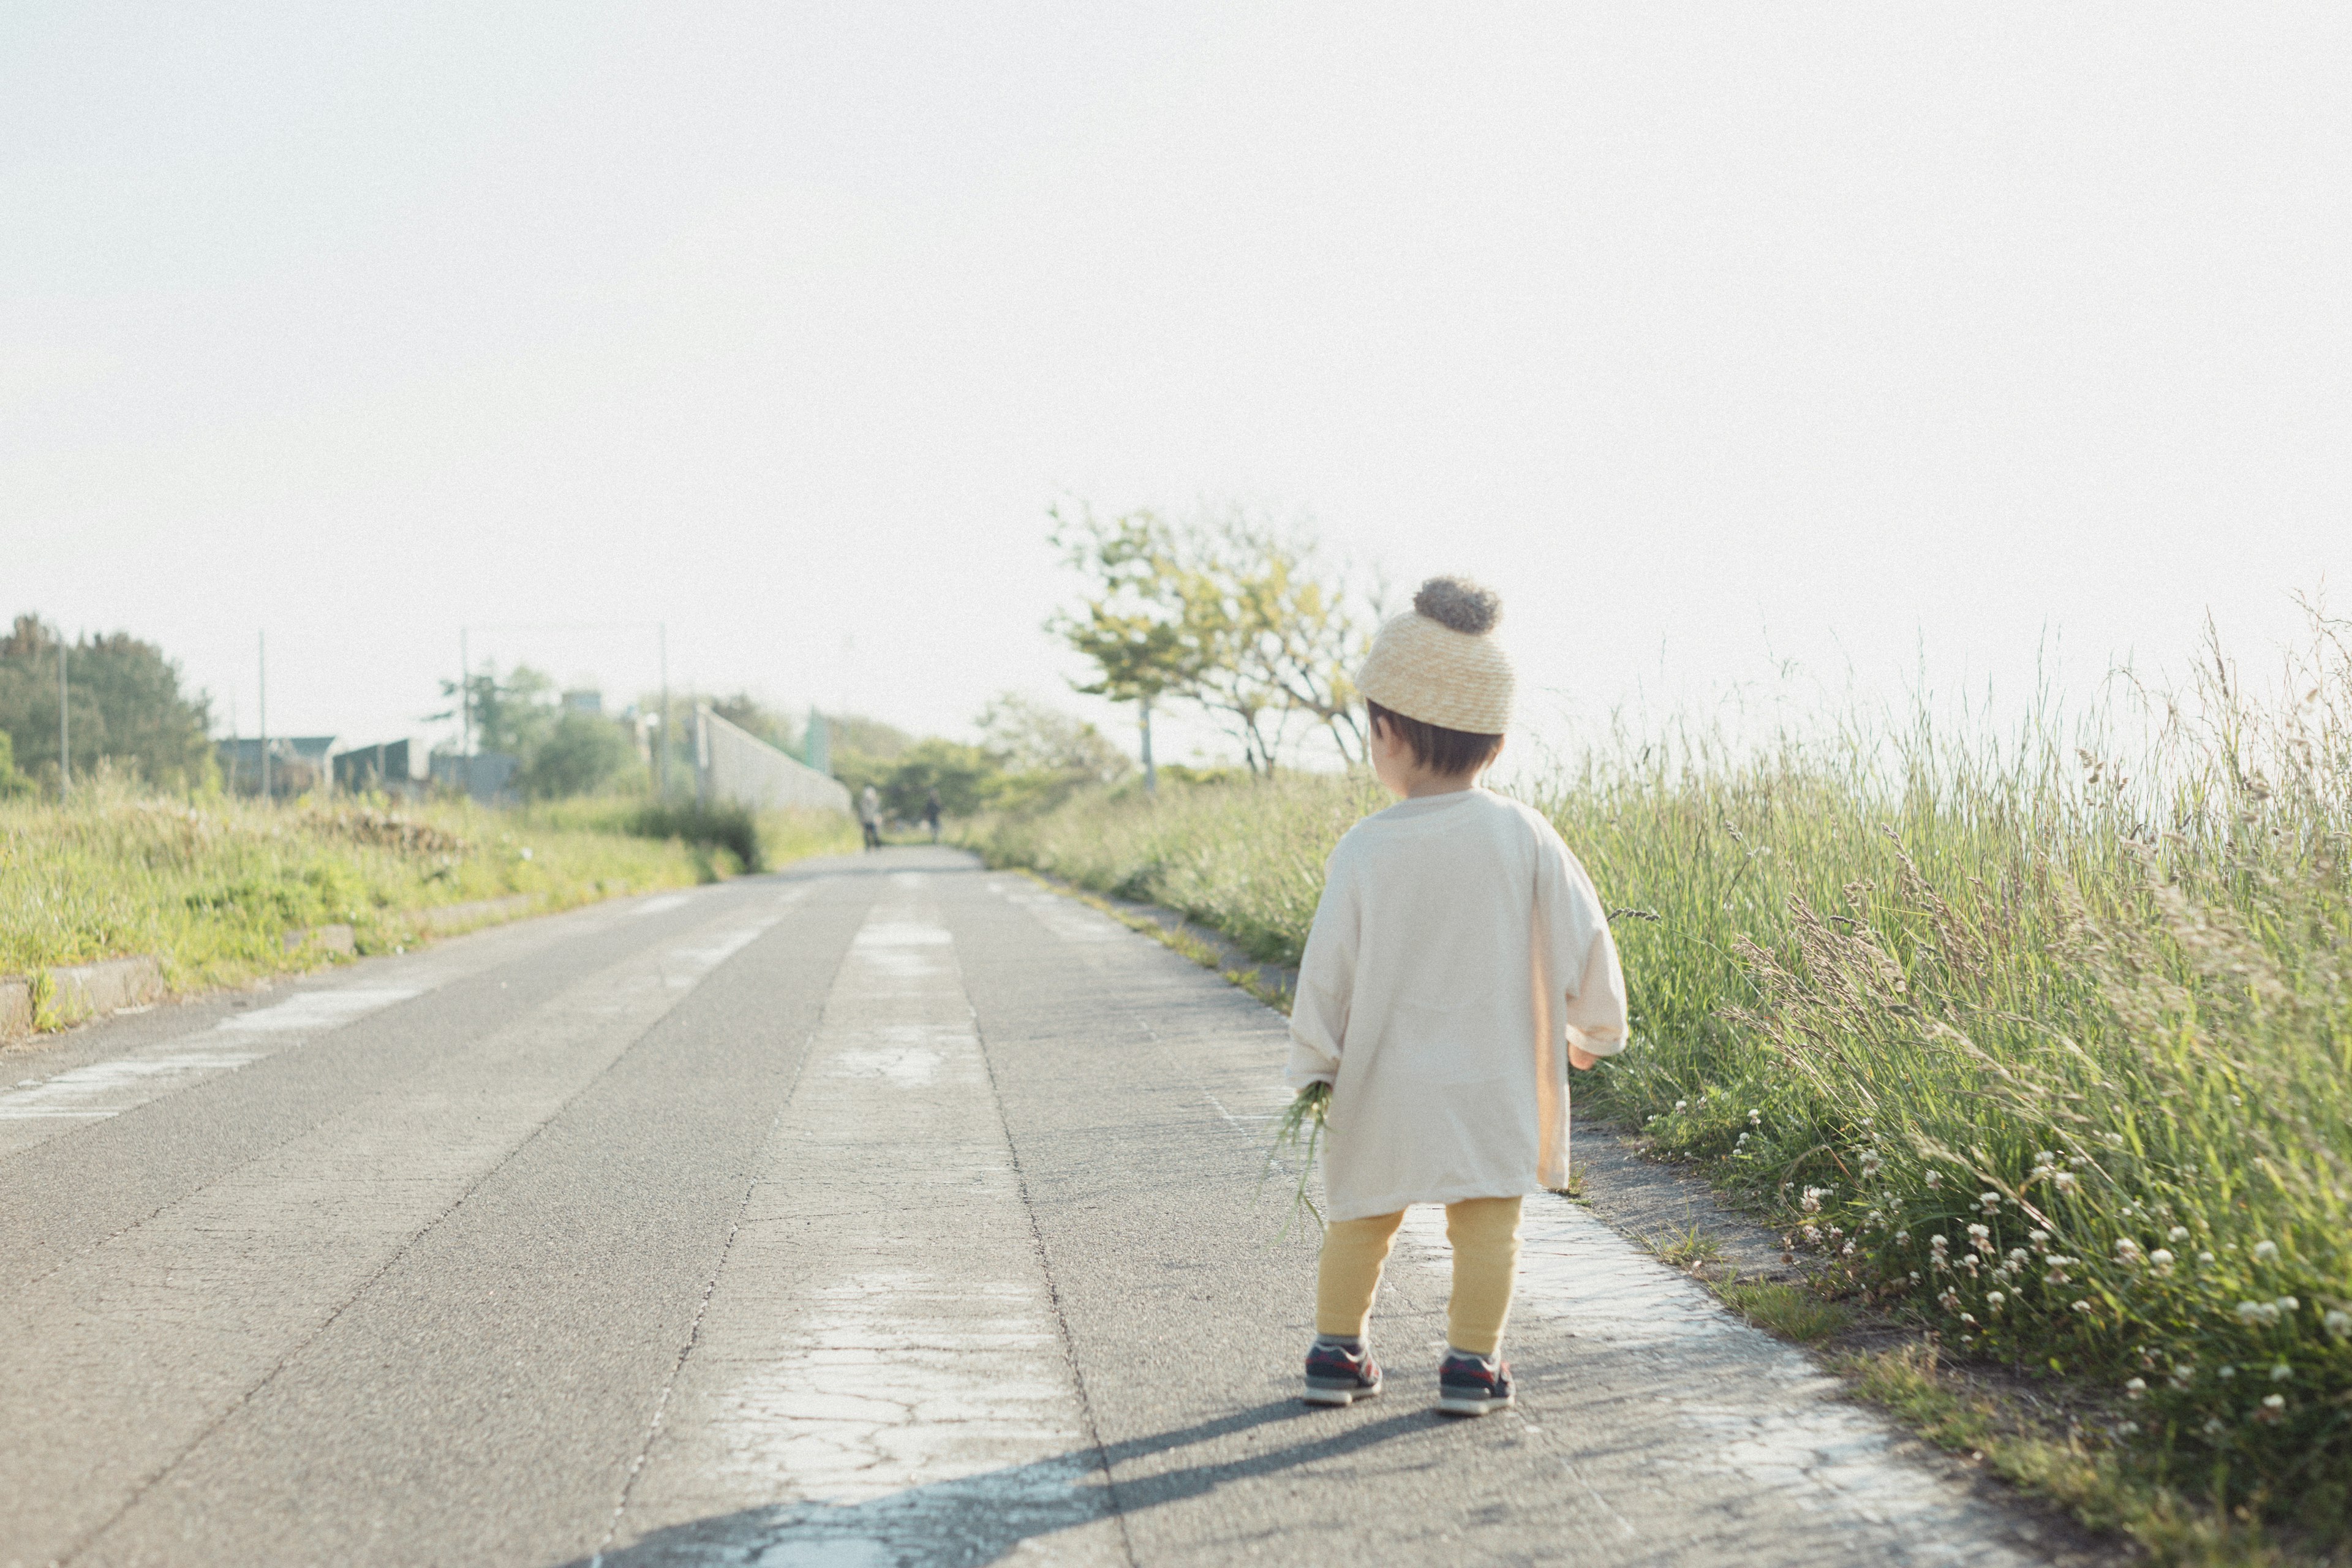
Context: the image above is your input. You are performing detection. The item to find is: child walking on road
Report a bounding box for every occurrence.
[1287,578,1629,1416]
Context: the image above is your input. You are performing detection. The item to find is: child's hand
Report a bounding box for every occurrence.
[1568,1044,1599,1071]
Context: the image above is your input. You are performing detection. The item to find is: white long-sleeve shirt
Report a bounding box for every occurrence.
[1284,788,1629,1222]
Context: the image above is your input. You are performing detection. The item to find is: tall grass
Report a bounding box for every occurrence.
[976,614,2352,1537]
[1,783,859,1001]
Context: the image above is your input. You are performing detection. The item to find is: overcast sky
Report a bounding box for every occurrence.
[5,4,2345,767]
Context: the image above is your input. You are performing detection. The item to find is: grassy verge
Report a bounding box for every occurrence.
[1,785,859,1015]
[970,621,2352,1561]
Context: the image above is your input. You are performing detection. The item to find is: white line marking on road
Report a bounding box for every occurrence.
[617,888,1117,1564]
[216,988,422,1033]
[0,1051,266,1121]
[634,893,694,916]
[987,880,1124,944]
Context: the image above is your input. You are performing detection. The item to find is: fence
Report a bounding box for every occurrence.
[694,705,851,815]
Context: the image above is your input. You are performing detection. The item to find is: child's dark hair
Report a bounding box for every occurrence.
[1366,701,1502,777]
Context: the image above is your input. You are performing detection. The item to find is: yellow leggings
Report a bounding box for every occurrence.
[1314,1196,1523,1357]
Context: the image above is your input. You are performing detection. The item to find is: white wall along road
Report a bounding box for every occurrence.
[0,851,2074,1567]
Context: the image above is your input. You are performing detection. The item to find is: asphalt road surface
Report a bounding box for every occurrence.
[0,849,2068,1567]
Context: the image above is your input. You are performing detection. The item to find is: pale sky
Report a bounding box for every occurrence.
[6,4,2345,768]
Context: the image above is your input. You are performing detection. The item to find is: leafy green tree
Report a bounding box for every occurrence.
[976,693,1131,783]
[431,663,557,759]
[1046,505,1208,786]
[877,739,1001,820]
[1047,507,1373,775]
[520,712,640,799]
[0,615,215,791]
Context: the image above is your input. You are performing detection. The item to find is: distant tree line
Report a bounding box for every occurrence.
[0,615,215,796]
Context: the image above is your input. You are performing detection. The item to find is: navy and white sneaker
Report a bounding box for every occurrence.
[1302,1339,1383,1406]
[1436,1350,1514,1417]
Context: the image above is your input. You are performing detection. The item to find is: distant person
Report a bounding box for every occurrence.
[859,783,883,851]
[1284,578,1627,1418]
[922,788,941,844]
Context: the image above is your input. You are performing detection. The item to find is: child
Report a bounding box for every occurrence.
[1287,576,1628,1416]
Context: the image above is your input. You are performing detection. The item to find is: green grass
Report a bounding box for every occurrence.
[1,784,859,1011]
[1719,1280,1852,1343]
[972,616,2352,1550]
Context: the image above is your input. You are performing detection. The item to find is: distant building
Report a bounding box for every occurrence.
[332,738,430,797]
[429,750,519,804]
[562,690,603,717]
[216,736,336,797]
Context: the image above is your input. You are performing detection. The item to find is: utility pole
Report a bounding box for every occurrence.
[1139,695,1156,794]
[57,636,69,797]
[258,631,270,801]
[657,622,669,802]
[459,627,471,760]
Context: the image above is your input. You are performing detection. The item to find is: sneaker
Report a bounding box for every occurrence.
[1436,1351,1514,1417]
[1302,1340,1383,1406]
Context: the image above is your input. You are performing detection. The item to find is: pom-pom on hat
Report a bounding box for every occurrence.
[1355,576,1515,735]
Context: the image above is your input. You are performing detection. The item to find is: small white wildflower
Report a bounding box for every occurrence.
[2117,1419,2141,1437]
[2124,1377,2146,1399]
[2149,1249,2174,1276]
[2272,1362,2293,1382]
[2218,1364,2236,1381]
[2198,1251,2217,1267]
[2263,1393,2285,1411]
[2253,1240,2279,1262]
[1986,1291,2005,1313]
[2029,1229,2050,1250]
[2008,1247,2030,1265]
[1909,1270,1921,1284]
[1749,1108,1762,1126]
[1924,1169,1940,1188]
[1929,1233,1950,1252]
[2168,1226,2189,1243]
[2324,1309,2351,1338]
[1937,1288,1962,1313]
[2052,1172,2078,1193]
[2203,1416,2228,1437]
[1959,1311,1978,1325]
[1978,1191,2000,1215]
[1675,1099,1688,1112]
[1801,1186,1828,1215]
[2114,1237,2143,1267]
[2278,1296,2299,1313]
[2045,1256,2073,1284]
[2170,1363,2195,1389]
[2236,1300,2268,1325]
[1841,1240,1855,1256]
[1894,1230,1909,1245]
[2034,1150,2056,1168]
[2072,1298,2093,1314]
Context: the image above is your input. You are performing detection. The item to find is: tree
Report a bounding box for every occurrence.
[431,664,557,758]
[0,615,215,791]
[976,693,1131,783]
[1047,507,1376,777]
[1046,505,1208,788]
[877,738,1000,820]
[520,711,639,799]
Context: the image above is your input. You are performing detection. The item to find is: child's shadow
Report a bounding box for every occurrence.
[572,1400,1439,1567]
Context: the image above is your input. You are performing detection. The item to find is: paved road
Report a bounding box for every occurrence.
[0,849,2067,1567]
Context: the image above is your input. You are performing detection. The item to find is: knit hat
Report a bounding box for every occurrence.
[1355,576,1514,734]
